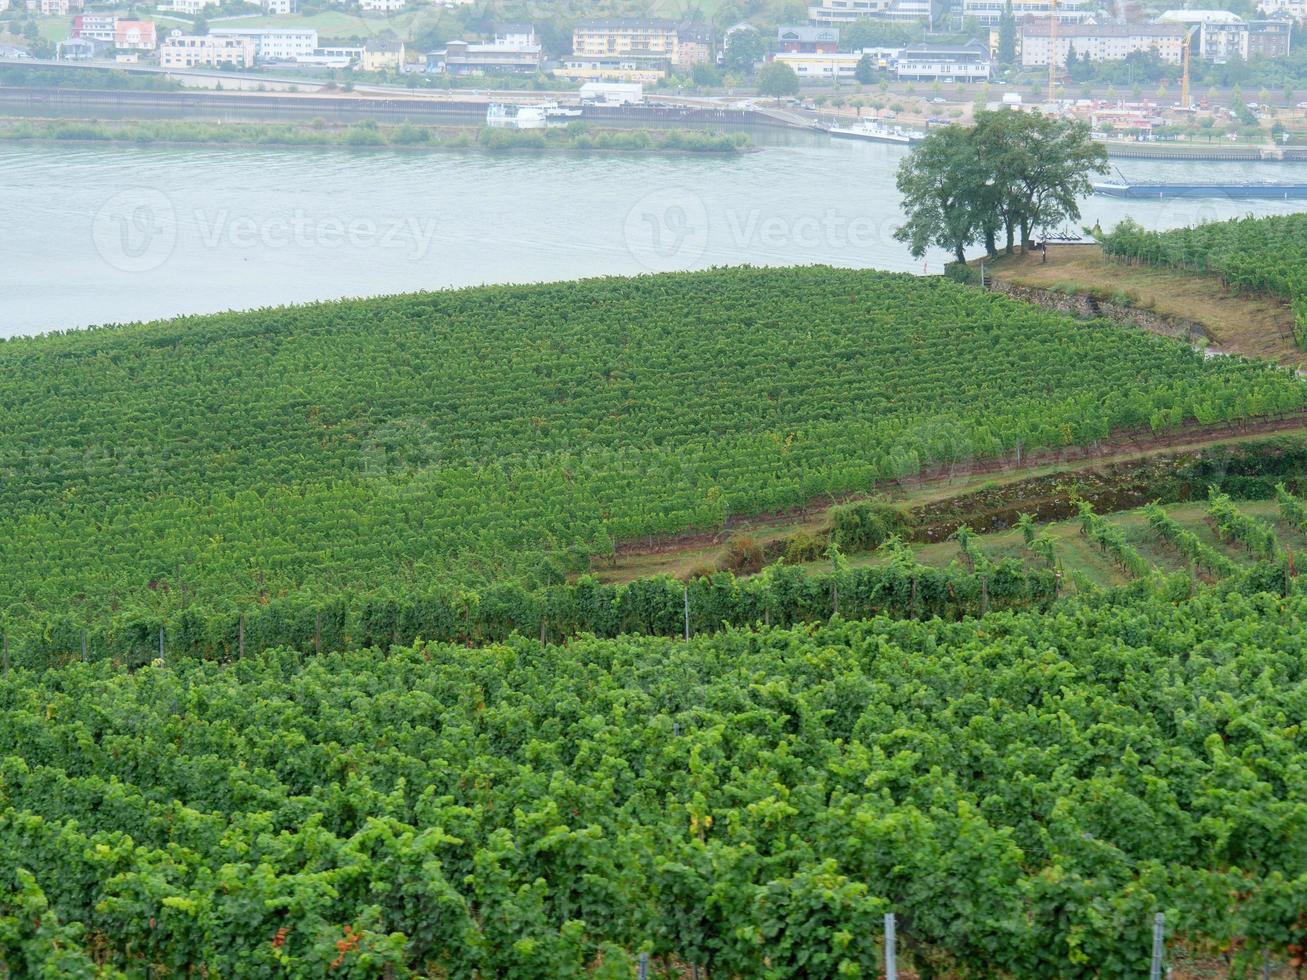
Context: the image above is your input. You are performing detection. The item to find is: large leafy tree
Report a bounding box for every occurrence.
[758,60,800,97]
[896,111,1108,262]
[724,27,765,76]
[893,126,984,263]
[997,1,1017,65]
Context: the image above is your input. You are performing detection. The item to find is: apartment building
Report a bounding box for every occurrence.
[807,0,891,25]
[209,27,318,62]
[896,38,991,80]
[1157,10,1249,60]
[159,33,255,68]
[71,12,116,42]
[1020,21,1187,66]
[572,18,680,60]
[963,0,1090,25]
[115,20,157,50]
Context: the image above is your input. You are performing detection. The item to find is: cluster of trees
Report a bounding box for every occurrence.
[895,110,1108,263]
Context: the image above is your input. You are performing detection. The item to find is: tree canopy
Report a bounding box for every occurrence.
[895,110,1107,263]
[758,60,800,97]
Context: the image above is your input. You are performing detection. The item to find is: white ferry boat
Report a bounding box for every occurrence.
[485,103,549,129]
[828,119,926,144]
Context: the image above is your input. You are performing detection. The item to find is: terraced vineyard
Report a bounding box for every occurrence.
[2,267,1304,640]
[1101,215,1307,346]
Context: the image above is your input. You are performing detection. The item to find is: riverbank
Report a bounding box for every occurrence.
[0,116,754,154]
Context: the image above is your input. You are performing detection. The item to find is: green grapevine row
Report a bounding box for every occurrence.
[1143,502,1240,579]
[1100,215,1307,346]
[1207,488,1283,561]
[1,267,1302,629]
[0,558,1056,670]
[2,591,1306,976]
[1077,501,1152,578]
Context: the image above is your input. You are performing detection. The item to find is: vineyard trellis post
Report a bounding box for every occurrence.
[1150,912,1165,980]
[637,952,649,980]
[884,912,897,980]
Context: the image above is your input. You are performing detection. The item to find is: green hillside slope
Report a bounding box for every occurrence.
[2,266,1303,625]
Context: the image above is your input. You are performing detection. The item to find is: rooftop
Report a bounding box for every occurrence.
[1157,9,1245,23]
[777,26,840,42]
[575,18,679,29]
[1022,20,1187,36]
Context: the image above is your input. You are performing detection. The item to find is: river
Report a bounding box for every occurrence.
[2,131,1305,337]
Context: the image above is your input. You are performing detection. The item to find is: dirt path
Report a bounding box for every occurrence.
[603,411,1307,582]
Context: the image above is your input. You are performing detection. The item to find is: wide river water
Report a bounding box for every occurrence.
[2,131,1305,337]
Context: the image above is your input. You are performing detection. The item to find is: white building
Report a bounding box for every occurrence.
[1157,10,1249,60]
[1257,0,1306,20]
[160,32,255,68]
[298,44,363,67]
[359,0,405,11]
[807,0,890,24]
[964,0,1090,25]
[261,0,296,11]
[896,39,991,80]
[1021,21,1188,66]
[579,80,644,103]
[159,0,218,14]
[209,27,317,62]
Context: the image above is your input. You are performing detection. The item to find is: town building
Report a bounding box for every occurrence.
[32,0,81,14]
[1256,0,1305,20]
[159,32,255,68]
[807,0,891,26]
[1020,21,1187,66]
[209,27,318,62]
[358,0,405,11]
[56,36,101,59]
[776,26,839,52]
[261,0,296,12]
[71,13,116,42]
[895,39,991,80]
[772,49,861,79]
[963,0,1090,25]
[159,0,218,15]
[426,31,544,75]
[1157,10,1248,61]
[572,18,680,60]
[675,25,713,68]
[115,20,157,50]
[299,44,362,66]
[360,37,404,71]
[881,0,939,21]
[1248,17,1292,57]
[555,58,667,82]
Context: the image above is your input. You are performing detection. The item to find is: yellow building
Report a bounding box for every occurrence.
[572,18,680,60]
[361,38,405,71]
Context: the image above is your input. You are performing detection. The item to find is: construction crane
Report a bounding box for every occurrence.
[1047,0,1058,104]
[1180,25,1196,109]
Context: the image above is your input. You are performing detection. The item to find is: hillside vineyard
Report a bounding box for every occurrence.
[2,266,1303,626]
[1,592,1304,975]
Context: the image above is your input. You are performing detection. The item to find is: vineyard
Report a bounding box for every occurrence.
[2,266,1305,637]
[1100,215,1307,347]
[2,589,1306,976]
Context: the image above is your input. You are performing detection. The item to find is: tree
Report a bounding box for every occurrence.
[724,27,765,76]
[193,15,209,34]
[855,53,877,84]
[893,126,985,263]
[692,62,722,87]
[758,60,800,98]
[997,1,1017,65]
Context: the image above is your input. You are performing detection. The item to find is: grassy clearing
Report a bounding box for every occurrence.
[983,244,1303,369]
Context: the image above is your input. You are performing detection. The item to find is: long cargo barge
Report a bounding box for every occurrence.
[1093,180,1307,199]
